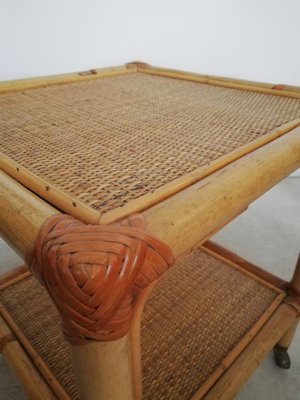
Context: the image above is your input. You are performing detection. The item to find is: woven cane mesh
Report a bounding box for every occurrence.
[1,276,79,399]
[141,250,280,399]
[1,73,300,214]
[0,249,282,399]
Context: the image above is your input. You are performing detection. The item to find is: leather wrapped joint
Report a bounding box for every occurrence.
[28,214,174,344]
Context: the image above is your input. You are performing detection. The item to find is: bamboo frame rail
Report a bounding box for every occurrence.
[135,63,300,99]
[0,64,136,94]
[100,118,300,224]
[0,316,56,399]
[1,126,299,262]
[1,61,300,226]
[0,264,30,291]
[127,61,300,96]
[277,253,300,350]
[143,126,300,258]
[0,304,70,399]
[1,123,300,399]
[202,241,287,290]
[1,60,299,98]
[202,303,299,400]
[0,174,137,399]
[290,253,300,297]
[277,320,299,349]
[1,117,299,227]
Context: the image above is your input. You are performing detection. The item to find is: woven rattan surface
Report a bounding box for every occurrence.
[0,248,283,399]
[1,72,300,215]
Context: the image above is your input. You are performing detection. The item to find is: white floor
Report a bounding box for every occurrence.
[0,177,299,400]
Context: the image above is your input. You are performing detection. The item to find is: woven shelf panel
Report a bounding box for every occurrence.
[141,250,281,399]
[0,249,283,399]
[1,73,300,214]
[0,276,78,399]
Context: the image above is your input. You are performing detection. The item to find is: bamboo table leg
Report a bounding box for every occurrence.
[27,214,174,400]
[274,253,300,369]
[70,335,134,400]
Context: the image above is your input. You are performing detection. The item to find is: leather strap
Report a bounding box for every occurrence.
[28,214,174,344]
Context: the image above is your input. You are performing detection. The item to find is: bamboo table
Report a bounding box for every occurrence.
[0,62,300,400]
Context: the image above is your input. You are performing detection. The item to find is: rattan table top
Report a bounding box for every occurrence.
[1,71,300,220]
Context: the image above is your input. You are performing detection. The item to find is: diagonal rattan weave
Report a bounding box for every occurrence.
[0,248,283,399]
[1,72,300,215]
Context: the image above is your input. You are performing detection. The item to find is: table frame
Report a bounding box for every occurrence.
[0,62,300,399]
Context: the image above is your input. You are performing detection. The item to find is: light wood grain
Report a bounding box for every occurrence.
[202,241,287,290]
[2,118,298,227]
[0,316,56,400]
[129,282,157,399]
[100,119,300,223]
[291,253,300,296]
[0,65,135,94]
[0,171,136,399]
[202,304,298,400]
[144,126,300,258]
[193,292,284,399]
[0,170,56,258]
[0,154,101,225]
[139,64,300,99]
[0,270,31,291]
[70,335,134,400]
[0,305,70,399]
[0,264,28,286]
[277,253,300,348]
[133,61,300,94]
[277,320,299,348]
[1,125,300,399]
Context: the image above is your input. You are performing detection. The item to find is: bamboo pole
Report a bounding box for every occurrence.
[0,171,56,258]
[143,126,300,258]
[202,304,298,400]
[200,245,285,295]
[70,336,134,400]
[100,119,300,224]
[2,118,299,228]
[132,61,300,94]
[0,304,71,400]
[193,294,284,399]
[3,60,300,98]
[0,270,31,291]
[0,316,56,400]
[0,153,101,225]
[138,64,300,99]
[290,253,300,296]
[0,264,28,286]
[201,241,287,290]
[0,64,135,94]
[0,126,300,399]
[277,253,300,348]
[129,283,157,399]
[277,320,299,348]
[0,172,135,399]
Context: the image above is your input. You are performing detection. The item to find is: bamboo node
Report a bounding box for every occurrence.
[283,296,300,316]
[78,69,97,76]
[125,61,149,69]
[272,84,286,91]
[27,214,174,344]
[0,332,15,352]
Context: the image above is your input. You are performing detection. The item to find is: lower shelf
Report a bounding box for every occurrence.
[0,243,288,399]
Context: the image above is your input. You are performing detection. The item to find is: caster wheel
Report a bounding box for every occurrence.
[273,344,291,369]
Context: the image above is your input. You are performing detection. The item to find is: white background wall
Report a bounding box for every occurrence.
[1,0,300,85]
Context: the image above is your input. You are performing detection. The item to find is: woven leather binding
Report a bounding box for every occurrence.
[28,214,174,344]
